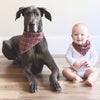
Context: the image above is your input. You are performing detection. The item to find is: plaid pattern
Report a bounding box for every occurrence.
[20,32,44,54]
[72,40,91,56]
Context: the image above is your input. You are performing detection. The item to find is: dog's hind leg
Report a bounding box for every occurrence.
[2,40,21,64]
[44,52,62,91]
[2,40,16,60]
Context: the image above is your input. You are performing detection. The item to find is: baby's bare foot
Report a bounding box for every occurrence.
[85,80,93,87]
[73,76,83,83]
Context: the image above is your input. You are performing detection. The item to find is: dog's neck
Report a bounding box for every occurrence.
[20,32,44,54]
[23,31,43,34]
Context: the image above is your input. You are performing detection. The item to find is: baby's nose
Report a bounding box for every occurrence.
[78,35,81,38]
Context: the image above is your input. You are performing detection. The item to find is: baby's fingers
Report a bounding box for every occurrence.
[85,63,90,67]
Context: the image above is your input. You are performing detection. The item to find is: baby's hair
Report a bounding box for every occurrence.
[72,23,89,33]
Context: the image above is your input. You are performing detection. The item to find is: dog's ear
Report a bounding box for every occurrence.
[15,7,27,21]
[38,8,52,21]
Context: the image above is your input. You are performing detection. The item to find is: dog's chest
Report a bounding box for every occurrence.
[31,58,44,74]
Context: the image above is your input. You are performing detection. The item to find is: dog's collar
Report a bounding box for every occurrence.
[20,32,44,54]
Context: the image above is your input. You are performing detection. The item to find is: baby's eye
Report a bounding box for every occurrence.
[74,34,78,36]
[81,34,84,36]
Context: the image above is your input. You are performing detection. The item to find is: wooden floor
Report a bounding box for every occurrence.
[0,55,100,100]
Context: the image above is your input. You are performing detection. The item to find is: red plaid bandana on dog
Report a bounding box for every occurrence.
[72,40,91,56]
[20,32,44,54]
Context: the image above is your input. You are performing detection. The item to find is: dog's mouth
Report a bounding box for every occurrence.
[29,22,38,33]
[29,22,35,27]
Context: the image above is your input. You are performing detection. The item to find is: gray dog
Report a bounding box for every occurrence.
[2,6,61,93]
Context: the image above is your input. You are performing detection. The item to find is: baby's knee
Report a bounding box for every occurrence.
[87,68,99,74]
[91,68,99,73]
[62,68,70,75]
[93,68,100,75]
[62,69,66,75]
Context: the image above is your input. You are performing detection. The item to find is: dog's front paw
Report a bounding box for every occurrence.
[50,81,61,91]
[29,81,39,93]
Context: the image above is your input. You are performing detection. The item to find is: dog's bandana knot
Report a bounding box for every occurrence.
[72,40,91,56]
[20,32,44,54]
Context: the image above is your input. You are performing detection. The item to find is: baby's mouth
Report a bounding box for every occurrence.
[77,40,82,42]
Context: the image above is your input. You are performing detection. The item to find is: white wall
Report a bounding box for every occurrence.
[0,0,100,55]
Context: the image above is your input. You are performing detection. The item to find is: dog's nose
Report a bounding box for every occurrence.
[30,22,35,26]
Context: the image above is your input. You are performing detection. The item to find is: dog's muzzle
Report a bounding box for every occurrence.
[29,22,35,26]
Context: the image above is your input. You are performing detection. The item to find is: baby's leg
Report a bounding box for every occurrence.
[84,68,99,87]
[62,67,83,83]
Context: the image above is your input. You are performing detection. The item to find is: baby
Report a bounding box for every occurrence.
[62,23,99,86]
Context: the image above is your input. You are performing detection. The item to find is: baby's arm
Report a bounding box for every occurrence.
[83,44,98,68]
[65,44,75,66]
[88,44,99,67]
[84,60,90,67]
[65,44,83,70]
[73,60,83,70]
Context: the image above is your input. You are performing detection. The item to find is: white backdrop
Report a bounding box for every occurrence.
[0,0,100,55]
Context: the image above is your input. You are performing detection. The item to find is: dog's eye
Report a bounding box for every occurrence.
[36,13,39,16]
[26,12,31,17]
[33,12,39,16]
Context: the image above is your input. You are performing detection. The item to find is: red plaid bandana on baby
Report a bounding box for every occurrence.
[72,40,91,56]
[20,32,44,54]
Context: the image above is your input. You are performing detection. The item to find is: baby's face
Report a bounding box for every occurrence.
[71,24,89,45]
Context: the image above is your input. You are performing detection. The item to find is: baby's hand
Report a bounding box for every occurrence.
[73,60,83,70]
[83,60,90,67]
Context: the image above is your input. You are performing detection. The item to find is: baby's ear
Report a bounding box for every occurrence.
[87,35,90,38]
[71,34,73,38]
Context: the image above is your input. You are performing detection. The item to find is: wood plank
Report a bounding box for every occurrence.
[0,55,100,100]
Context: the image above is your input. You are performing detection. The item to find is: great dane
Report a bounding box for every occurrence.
[2,6,61,93]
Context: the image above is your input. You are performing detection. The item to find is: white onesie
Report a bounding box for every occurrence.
[65,43,99,77]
